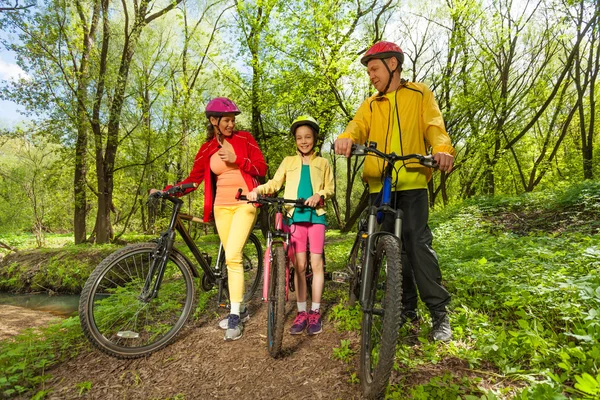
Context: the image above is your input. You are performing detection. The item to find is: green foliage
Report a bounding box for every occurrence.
[388,373,491,399]
[328,302,361,332]
[74,381,92,396]
[0,316,85,397]
[329,188,600,397]
[332,339,355,364]
[0,244,116,293]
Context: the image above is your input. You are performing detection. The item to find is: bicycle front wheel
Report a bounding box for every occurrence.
[79,243,195,359]
[359,235,403,399]
[266,246,286,358]
[219,232,264,303]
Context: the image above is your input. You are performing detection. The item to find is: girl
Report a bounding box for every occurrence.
[247,116,334,335]
[154,97,267,341]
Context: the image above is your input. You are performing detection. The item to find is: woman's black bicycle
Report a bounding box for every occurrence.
[79,183,263,359]
[342,142,438,399]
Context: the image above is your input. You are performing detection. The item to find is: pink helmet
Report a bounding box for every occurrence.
[205,97,241,117]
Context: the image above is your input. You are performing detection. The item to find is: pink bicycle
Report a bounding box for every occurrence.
[236,189,323,357]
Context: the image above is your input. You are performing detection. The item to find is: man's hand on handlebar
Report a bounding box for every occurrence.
[334,137,354,158]
[433,152,454,172]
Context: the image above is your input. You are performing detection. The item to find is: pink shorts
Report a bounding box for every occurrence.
[288,222,326,255]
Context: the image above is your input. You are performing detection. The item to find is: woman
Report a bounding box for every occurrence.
[155,97,267,341]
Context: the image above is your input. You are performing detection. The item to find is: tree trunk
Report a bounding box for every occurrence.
[73,0,101,244]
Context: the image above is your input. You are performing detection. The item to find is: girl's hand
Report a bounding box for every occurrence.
[246,190,259,201]
[218,148,236,163]
[304,193,322,208]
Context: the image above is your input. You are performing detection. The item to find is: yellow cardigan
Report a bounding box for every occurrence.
[338,82,455,187]
[255,152,335,218]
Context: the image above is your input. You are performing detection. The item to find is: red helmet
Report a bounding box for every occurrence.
[205,97,241,117]
[360,41,404,67]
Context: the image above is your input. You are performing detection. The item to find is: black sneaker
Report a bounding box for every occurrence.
[430,311,452,342]
[399,310,419,329]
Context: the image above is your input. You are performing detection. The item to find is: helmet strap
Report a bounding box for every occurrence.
[214,116,224,144]
[377,58,394,97]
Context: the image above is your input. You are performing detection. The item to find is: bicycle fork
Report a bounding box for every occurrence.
[359,206,403,306]
[141,199,183,302]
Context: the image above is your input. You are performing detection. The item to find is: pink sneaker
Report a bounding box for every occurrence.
[307,310,322,335]
[289,311,308,335]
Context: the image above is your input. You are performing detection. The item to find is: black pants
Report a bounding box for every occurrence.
[369,189,450,313]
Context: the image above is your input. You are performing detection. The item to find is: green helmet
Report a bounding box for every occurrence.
[290,115,320,137]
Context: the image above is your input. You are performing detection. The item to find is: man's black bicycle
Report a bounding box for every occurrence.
[79,183,263,359]
[342,143,438,399]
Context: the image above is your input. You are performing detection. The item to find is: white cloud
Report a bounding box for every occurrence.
[0,59,30,81]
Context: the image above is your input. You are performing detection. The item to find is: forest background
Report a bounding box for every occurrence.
[0,0,598,245]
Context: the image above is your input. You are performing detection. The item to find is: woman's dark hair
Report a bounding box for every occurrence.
[205,122,216,142]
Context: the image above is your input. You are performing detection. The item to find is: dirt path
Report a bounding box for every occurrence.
[0,305,62,341]
[44,301,361,400]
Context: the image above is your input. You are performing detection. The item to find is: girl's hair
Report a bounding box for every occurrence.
[294,124,317,140]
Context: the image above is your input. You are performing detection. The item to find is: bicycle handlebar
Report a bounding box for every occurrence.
[351,143,438,169]
[150,183,198,199]
[235,188,325,208]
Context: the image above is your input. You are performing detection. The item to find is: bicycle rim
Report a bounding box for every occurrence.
[79,243,195,358]
[267,246,286,358]
[360,235,403,399]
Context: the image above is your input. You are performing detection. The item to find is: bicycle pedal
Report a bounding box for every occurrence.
[219,303,229,309]
[332,271,349,283]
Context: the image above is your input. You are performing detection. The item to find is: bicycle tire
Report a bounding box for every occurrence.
[348,230,366,307]
[359,235,403,399]
[219,232,264,303]
[79,242,195,359]
[266,246,286,358]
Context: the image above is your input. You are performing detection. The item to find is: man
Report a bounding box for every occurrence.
[334,41,455,341]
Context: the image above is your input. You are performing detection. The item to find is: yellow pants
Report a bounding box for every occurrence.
[213,204,257,303]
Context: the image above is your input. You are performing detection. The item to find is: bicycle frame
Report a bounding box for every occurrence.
[262,206,294,302]
[144,194,228,303]
[351,142,437,306]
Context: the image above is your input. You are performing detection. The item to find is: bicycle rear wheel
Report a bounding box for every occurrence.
[359,235,403,399]
[266,246,286,358]
[79,243,195,359]
[219,232,264,302]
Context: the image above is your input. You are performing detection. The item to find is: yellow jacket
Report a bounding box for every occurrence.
[338,81,455,187]
[255,152,335,217]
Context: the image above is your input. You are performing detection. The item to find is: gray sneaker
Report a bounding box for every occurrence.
[219,308,249,329]
[430,311,452,342]
[224,314,243,341]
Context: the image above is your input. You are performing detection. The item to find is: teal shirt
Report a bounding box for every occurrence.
[290,165,326,225]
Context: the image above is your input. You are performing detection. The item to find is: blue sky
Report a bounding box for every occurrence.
[0,42,28,127]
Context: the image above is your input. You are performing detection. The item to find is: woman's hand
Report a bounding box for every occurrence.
[218,148,236,163]
[304,193,322,208]
[246,190,259,201]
